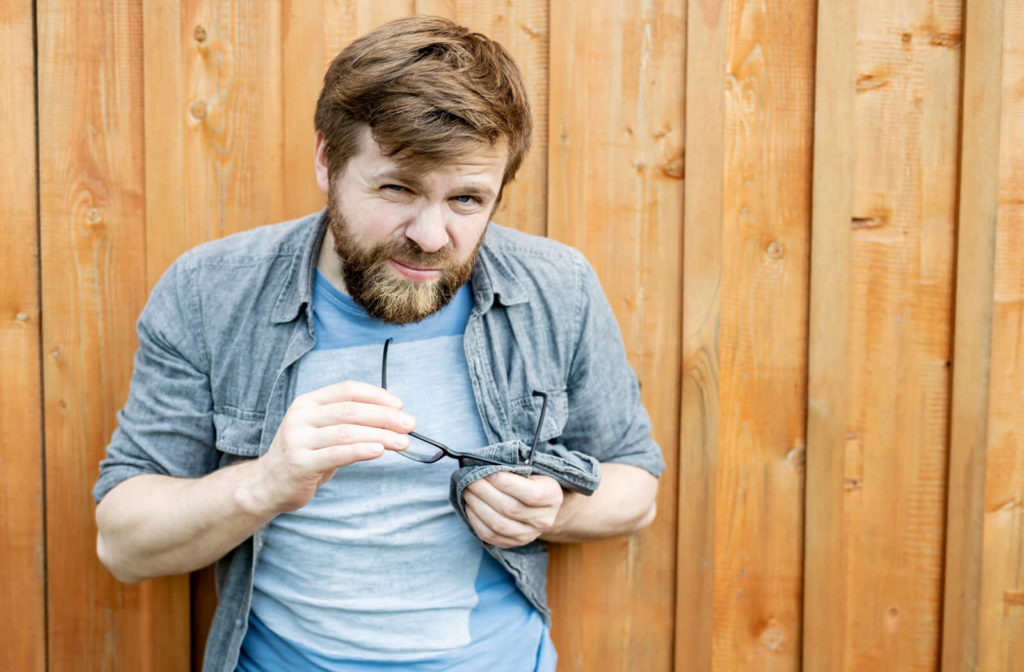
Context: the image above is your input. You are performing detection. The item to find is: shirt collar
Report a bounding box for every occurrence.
[271,213,529,325]
[271,209,328,324]
[470,224,529,310]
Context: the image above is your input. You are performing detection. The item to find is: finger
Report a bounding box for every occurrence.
[464,495,531,549]
[308,401,416,433]
[464,488,538,537]
[465,477,531,522]
[304,424,410,451]
[304,380,404,408]
[306,442,386,471]
[479,472,562,510]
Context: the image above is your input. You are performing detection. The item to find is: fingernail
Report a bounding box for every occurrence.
[401,413,415,429]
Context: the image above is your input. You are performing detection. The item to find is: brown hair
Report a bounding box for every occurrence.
[314,16,532,186]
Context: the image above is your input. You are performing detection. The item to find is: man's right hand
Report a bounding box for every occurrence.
[243,380,415,515]
[96,380,414,583]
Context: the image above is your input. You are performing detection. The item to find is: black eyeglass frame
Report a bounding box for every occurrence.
[381,338,549,467]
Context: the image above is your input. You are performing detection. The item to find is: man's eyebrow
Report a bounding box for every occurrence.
[372,169,423,189]
[452,183,498,200]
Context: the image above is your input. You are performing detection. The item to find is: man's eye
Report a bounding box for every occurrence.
[452,195,479,205]
[382,184,409,193]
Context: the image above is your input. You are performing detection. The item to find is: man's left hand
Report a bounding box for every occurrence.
[463,472,564,548]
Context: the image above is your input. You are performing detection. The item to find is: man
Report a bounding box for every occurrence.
[95,16,663,672]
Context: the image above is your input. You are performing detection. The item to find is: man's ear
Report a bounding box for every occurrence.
[314,132,330,195]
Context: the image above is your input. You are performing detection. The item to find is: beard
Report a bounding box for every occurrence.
[326,191,482,325]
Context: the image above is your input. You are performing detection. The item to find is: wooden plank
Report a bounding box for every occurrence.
[145,0,288,281]
[801,0,855,668]
[143,3,295,665]
[676,0,725,668]
[841,0,962,669]
[140,6,219,666]
[942,0,1006,668]
[711,0,816,668]
[977,2,1024,668]
[142,0,185,287]
[38,0,190,669]
[547,1,683,670]
[184,0,284,241]
[282,0,326,218]
[0,1,46,670]
[323,0,416,53]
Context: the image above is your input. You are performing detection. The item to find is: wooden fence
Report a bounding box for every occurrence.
[2,0,1021,670]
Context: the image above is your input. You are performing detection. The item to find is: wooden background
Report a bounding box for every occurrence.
[2,0,1021,669]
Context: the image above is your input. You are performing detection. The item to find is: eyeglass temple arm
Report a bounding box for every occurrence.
[383,339,453,452]
[524,391,549,465]
[381,338,392,389]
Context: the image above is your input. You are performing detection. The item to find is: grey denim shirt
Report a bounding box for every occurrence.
[94,210,664,672]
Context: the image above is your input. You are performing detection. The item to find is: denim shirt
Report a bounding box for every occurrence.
[94,210,664,672]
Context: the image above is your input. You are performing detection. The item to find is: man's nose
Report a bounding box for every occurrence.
[404,204,449,253]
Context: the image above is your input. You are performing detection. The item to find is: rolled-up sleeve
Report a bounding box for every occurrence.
[93,256,219,504]
[560,261,665,477]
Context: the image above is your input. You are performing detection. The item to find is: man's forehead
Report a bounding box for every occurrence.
[354,126,508,177]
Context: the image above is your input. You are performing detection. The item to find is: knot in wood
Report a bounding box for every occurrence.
[190,99,208,120]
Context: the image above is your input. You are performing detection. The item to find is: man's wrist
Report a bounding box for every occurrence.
[542,489,584,541]
[231,459,280,520]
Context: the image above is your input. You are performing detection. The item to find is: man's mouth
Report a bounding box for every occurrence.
[388,258,442,282]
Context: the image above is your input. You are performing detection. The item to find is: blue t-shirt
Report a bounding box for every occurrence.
[238,271,556,671]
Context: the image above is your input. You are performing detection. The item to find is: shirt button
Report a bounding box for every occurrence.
[235,617,244,628]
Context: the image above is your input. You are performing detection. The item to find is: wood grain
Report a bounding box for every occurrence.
[323,0,416,53]
[0,1,46,670]
[38,0,190,669]
[977,2,1024,669]
[802,0,855,668]
[677,0,725,668]
[19,2,1024,671]
[712,0,815,668]
[282,0,327,218]
[845,0,962,669]
[547,1,683,670]
[942,0,1007,669]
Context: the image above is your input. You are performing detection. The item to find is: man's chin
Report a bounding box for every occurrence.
[352,275,448,325]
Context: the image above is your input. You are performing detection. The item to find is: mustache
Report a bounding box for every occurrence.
[374,237,459,268]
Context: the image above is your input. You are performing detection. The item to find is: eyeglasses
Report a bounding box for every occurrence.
[381,338,549,467]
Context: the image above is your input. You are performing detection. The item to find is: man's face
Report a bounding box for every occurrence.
[316,127,507,324]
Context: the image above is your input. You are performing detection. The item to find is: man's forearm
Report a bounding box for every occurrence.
[95,460,274,584]
[540,462,658,543]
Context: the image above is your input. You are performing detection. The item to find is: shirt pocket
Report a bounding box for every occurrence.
[213,410,265,462]
[508,387,568,446]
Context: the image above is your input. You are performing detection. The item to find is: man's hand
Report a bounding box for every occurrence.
[463,472,564,548]
[244,380,415,515]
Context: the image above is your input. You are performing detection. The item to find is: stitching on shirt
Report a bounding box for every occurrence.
[214,405,266,422]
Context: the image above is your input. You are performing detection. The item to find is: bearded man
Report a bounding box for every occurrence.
[94,16,663,672]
